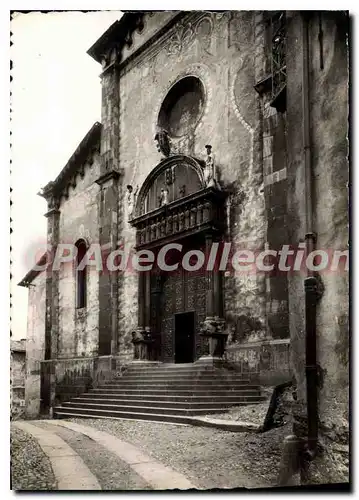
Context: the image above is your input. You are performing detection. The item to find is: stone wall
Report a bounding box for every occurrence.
[225,338,291,385]
[308,12,349,482]
[11,340,26,419]
[309,12,349,431]
[57,151,101,358]
[25,271,46,418]
[42,355,121,406]
[286,11,349,483]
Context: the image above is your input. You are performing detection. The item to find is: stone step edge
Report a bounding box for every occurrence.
[57,402,250,413]
[89,389,264,396]
[109,382,252,386]
[108,378,252,383]
[76,394,263,400]
[52,410,261,433]
[96,386,258,390]
[56,405,231,416]
[71,397,261,405]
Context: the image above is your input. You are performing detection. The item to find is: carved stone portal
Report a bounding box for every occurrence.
[130,155,227,363]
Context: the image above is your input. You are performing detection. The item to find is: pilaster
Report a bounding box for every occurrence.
[44,202,60,361]
[199,232,227,361]
[96,170,120,357]
[96,59,122,358]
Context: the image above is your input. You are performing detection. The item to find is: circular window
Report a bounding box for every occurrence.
[158,76,205,138]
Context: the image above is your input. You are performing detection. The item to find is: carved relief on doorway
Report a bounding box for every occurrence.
[159,265,207,362]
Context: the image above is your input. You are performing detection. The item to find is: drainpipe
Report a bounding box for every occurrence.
[302,11,322,460]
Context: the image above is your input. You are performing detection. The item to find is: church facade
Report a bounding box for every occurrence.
[20,11,349,482]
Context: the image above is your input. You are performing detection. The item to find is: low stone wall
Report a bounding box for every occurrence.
[39,355,122,411]
[225,338,291,385]
[11,386,26,420]
[53,357,94,404]
[93,355,121,386]
[11,344,26,420]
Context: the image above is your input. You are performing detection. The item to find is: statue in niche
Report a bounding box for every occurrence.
[203,144,217,187]
[127,184,138,219]
[159,187,169,207]
[154,127,171,158]
[179,184,186,197]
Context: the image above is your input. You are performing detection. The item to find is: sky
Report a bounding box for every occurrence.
[10,11,122,339]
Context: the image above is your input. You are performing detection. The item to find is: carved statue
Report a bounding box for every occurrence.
[179,184,186,197]
[159,187,169,207]
[203,144,217,187]
[154,128,171,157]
[127,184,138,219]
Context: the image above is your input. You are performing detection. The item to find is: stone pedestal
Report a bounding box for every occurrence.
[131,328,153,361]
[198,316,228,365]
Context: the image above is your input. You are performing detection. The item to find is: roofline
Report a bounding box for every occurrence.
[87,13,142,63]
[11,347,26,353]
[39,121,102,199]
[18,253,47,288]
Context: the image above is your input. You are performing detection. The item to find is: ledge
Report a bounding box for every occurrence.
[95,169,121,186]
[190,416,260,433]
[44,208,60,218]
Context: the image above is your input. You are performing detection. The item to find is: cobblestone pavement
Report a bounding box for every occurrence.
[69,418,288,489]
[11,418,287,490]
[35,421,151,490]
[11,426,57,491]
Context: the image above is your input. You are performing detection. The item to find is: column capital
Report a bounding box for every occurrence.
[95,169,121,187]
[44,208,60,218]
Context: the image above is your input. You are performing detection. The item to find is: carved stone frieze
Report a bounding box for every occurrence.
[132,186,226,249]
[166,21,196,56]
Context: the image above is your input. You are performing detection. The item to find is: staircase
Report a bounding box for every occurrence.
[53,363,265,425]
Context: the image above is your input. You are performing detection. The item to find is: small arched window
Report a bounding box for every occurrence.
[75,239,87,309]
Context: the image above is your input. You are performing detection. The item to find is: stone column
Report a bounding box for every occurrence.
[199,233,227,362]
[137,271,145,332]
[132,269,152,361]
[213,238,223,318]
[205,233,215,319]
[44,195,60,361]
[151,271,163,360]
[144,270,153,359]
[96,60,121,361]
[42,189,60,413]
[144,270,151,331]
[96,171,120,358]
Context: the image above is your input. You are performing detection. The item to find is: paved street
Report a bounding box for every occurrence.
[11,418,288,490]
[11,426,57,490]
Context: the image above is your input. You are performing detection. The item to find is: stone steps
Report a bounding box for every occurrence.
[107,376,251,384]
[60,401,255,416]
[70,395,261,411]
[76,393,260,403]
[97,382,256,389]
[53,363,263,424]
[53,408,200,425]
[88,388,260,397]
[121,366,248,376]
